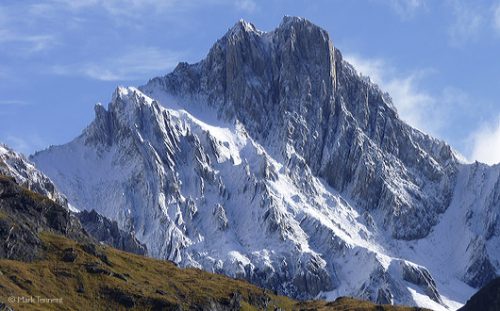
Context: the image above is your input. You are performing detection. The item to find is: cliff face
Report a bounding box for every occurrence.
[31,17,499,309]
[146,17,457,240]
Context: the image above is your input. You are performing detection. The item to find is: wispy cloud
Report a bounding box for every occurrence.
[470,115,500,165]
[0,32,56,53]
[2,134,48,156]
[385,0,427,19]
[50,0,257,17]
[447,0,484,46]
[52,47,184,81]
[234,0,257,13]
[0,100,28,106]
[0,5,58,54]
[56,0,181,17]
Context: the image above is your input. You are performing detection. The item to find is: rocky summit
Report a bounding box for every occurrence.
[31,17,499,310]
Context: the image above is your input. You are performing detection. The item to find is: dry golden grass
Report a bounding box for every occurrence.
[0,233,431,311]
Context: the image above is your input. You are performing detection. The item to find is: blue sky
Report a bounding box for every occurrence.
[0,0,499,164]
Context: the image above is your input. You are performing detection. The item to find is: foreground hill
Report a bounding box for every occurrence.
[0,174,427,310]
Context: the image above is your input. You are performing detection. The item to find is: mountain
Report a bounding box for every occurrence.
[31,17,500,310]
[0,171,428,310]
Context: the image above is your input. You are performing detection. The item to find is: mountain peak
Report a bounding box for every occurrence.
[226,19,260,38]
[110,86,155,113]
[277,16,331,43]
[280,15,310,28]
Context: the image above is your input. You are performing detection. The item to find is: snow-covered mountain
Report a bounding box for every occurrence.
[0,144,70,209]
[31,17,499,310]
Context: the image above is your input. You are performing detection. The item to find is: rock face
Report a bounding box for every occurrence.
[31,17,499,309]
[77,209,147,255]
[0,175,88,261]
[400,261,442,304]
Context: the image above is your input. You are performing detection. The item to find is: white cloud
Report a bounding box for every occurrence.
[384,75,436,130]
[447,0,484,46]
[470,115,500,165]
[52,47,183,81]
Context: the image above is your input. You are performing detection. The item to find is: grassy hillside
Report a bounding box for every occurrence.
[0,233,430,311]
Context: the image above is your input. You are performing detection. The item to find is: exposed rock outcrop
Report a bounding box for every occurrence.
[77,209,147,255]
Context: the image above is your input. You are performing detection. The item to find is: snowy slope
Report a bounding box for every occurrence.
[0,144,72,210]
[31,17,499,310]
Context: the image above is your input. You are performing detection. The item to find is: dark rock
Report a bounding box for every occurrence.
[101,287,135,308]
[62,248,78,262]
[77,209,147,256]
[8,275,32,291]
[463,238,497,288]
[376,288,392,304]
[81,242,111,266]
[401,261,442,303]
[0,176,89,262]
[111,272,127,281]
[247,292,269,309]
[155,289,166,295]
[84,263,111,275]
[143,297,181,311]
[459,277,500,311]
[53,270,75,278]
[76,280,85,293]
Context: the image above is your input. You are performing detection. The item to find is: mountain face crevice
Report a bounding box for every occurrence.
[31,17,499,309]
